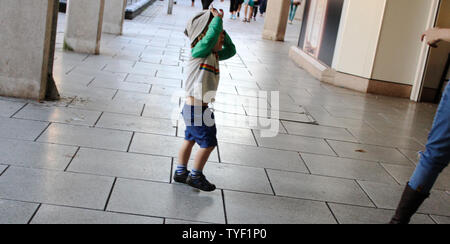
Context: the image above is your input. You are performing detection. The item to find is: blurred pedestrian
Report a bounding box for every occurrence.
[242,0,254,22]
[252,0,259,21]
[229,0,239,19]
[259,0,267,16]
[202,0,214,10]
[289,0,301,24]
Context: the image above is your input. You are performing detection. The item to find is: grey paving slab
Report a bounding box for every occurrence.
[244,107,284,118]
[381,164,450,191]
[90,80,151,93]
[283,121,358,142]
[358,181,450,216]
[301,153,398,185]
[398,148,420,164]
[0,99,25,118]
[38,123,133,151]
[157,70,185,80]
[308,112,372,130]
[72,66,130,81]
[224,190,336,224]
[0,167,114,210]
[165,219,210,224]
[107,178,225,223]
[151,85,184,96]
[267,169,374,207]
[69,98,145,116]
[59,86,118,101]
[114,91,181,106]
[0,199,39,224]
[211,103,246,115]
[327,140,413,165]
[0,117,49,141]
[0,165,7,175]
[103,63,157,76]
[68,148,172,182]
[31,205,163,224]
[218,142,308,173]
[130,133,219,162]
[180,161,273,194]
[431,215,450,224]
[256,133,336,156]
[142,103,181,120]
[96,112,176,136]
[14,104,102,126]
[278,111,311,123]
[0,139,77,170]
[328,203,435,224]
[351,131,425,151]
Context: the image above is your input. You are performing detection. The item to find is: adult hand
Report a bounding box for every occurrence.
[422,28,441,48]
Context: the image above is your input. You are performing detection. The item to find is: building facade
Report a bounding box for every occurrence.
[286,0,450,102]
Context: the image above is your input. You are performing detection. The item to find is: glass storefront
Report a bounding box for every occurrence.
[298,0,344,67]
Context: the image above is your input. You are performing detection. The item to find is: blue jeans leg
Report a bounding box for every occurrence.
[409,84,450,193]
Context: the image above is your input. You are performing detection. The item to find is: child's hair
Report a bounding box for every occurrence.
[191,14,214,48]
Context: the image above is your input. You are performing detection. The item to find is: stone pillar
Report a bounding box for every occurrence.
[0,0,60,101]
[64,0,105,54]
[103,0,127,35]
[262,0,290,41]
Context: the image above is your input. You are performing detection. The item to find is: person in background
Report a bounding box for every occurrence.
[242,0,254,22]
[390,27,450,224]
[289,0,301,24]
[235,0,244,18]
[229,0,239,19]
[252,0,259,21]
[201,0,214,10]
[259,0,267,16]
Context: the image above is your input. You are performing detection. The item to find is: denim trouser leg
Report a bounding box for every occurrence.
[409,84,450,193]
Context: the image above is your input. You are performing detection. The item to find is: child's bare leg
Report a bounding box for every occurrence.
[193,146,216,171]
[187,146,217,191]
[174,140,195,183]
[178,140,195,166]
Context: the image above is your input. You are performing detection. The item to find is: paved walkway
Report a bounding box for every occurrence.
[0,0,448,224]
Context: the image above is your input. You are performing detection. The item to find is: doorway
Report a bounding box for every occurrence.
[413,0,450,103]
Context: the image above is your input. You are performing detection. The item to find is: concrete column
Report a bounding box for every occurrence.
[262,0,290,41]
[0,0,60,101]
[64,0,105,54]
[103,0,127,35]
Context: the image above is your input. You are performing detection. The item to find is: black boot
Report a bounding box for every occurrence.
[389,183,429,224]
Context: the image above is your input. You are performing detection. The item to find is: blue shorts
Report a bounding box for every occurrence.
[182,104,218,148]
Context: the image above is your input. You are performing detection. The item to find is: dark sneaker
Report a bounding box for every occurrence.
[186,174,216,192]
[173,170,190,184]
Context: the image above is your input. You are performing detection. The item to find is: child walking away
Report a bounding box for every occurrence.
[176,8,236,191]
